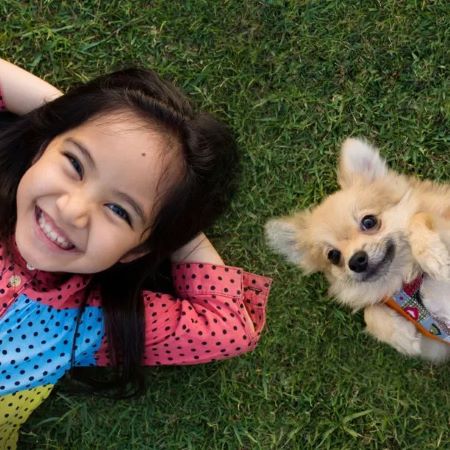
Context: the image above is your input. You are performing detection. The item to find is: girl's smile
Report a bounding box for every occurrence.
[15,112,178,274]
[35,206,76,250]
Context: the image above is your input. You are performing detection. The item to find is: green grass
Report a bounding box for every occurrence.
[1,0,449,448]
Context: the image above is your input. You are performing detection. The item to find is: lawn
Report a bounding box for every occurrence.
[1,0,449,448]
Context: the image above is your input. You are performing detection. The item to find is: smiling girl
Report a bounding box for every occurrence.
[0,59,271,447]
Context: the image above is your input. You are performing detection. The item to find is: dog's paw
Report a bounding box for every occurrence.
[412,236,450,280]
[389,320,422,356]
[364,304,422,357]
[409,213,450,280]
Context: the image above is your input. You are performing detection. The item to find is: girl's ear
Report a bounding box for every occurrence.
[338,138,388,189]
[265,215,308,265]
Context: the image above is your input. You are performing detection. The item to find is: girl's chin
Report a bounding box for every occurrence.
[15,232,63,272]
[15,236,40,269]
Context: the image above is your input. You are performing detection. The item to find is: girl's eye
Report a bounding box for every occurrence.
[107,203,131,225]
[360,215,379,231]
[65,153,83,178]
[327,249,341,265]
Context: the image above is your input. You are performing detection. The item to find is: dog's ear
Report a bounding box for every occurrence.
[338,138,388,188]
[265,215,306,265]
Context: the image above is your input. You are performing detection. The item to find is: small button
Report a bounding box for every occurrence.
[8,275,21,288]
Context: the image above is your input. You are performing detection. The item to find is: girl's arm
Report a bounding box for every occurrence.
[94,262,271,367]
[0,58,62,114]
[170,233,224,265]
[93,234,271,367]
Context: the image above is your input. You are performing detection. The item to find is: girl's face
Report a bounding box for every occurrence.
[15,113,177,274]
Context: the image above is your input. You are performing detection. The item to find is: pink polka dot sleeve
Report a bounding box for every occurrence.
[95,263,271,366]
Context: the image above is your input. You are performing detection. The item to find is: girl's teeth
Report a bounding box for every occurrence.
[37,210,74,249]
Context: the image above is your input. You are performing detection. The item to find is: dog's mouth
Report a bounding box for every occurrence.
[360,240,396,282]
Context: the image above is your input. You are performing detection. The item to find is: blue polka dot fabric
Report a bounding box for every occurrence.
[0,294,104,395]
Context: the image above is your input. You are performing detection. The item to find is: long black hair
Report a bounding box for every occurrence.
[0,68,238,395]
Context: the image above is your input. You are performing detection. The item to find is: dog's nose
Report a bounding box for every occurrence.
[348,251,368,273]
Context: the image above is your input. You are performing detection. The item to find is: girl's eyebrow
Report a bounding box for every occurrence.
[65,137,147,224]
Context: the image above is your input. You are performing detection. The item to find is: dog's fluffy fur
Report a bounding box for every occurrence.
[266,138,450,361]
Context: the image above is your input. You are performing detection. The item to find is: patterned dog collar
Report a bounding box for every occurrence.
[384,276,450,346]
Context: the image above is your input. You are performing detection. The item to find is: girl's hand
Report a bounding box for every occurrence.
[0,58,62,114]
[170,233,224,265]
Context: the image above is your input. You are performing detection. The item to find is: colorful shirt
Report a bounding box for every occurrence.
[0,243,271,448]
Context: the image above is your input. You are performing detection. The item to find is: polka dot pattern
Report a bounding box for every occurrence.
[0,294,104,395]
[0,239,272,444]
[96,263,272,366]
[0,384,53,448]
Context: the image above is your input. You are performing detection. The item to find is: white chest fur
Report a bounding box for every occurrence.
[421,277,450,328]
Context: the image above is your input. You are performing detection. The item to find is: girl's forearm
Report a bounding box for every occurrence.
[0,58,62,114]
[170,233,224,265]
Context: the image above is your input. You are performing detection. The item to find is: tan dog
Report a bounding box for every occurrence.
[266,138,450,361]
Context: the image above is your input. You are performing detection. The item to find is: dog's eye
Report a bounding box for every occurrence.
[327,249,341,265]
[361,215,378,231]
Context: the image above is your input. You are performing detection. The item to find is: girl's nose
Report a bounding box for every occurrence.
[56,192,90,228]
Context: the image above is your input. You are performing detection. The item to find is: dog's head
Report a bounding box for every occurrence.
[266,138,418,310]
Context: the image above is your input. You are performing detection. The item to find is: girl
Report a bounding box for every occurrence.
[0,59,271,448]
